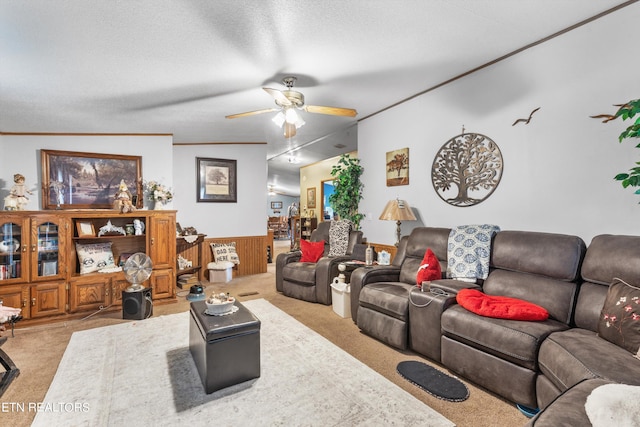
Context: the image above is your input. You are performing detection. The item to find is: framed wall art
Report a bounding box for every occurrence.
[196,157,237,203]
[306,187,317,209]
[386,148,409,186]
[41,149,142,210]
[271,201,283,209]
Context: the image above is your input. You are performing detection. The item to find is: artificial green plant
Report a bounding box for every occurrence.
[329,154,365,230]
[593,99,640,200]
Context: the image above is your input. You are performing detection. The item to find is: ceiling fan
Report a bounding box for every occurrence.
[225,76,357,138]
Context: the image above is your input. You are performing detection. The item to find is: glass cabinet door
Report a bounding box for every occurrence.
[31,217,65,281]
[0,221,26,282]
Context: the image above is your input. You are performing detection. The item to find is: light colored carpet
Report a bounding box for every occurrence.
[32,298,454,427]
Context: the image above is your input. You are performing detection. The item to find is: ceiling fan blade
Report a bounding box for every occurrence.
[304,105,357,117]
[263,87,292,106]
[225,108,278,119]
[284,122,297,138]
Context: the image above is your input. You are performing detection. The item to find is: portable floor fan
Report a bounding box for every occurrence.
[123,252,153,292]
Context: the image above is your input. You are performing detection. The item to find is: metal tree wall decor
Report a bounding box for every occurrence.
[431,132,503,207]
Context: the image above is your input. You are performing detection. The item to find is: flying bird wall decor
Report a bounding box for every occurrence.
[512,107,540,126]
[590,103,630,122]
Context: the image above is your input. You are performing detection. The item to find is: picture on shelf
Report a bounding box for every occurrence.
[41,260,57,276]
[119,253,134,266]
[76,221,95,237]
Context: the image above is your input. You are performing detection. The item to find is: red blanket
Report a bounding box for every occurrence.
[456,289,549,321]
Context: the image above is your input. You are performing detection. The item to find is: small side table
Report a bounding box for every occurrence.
[189,300,261,393]
[408,281,480,362]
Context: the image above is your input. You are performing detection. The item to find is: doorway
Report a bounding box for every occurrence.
[321,179,335,221]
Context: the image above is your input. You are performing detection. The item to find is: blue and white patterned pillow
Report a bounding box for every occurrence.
[446,224,500,280]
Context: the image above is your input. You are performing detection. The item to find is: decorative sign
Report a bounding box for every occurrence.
[431,133,503,207]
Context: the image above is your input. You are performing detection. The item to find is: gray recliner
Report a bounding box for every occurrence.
[275,221,363,305]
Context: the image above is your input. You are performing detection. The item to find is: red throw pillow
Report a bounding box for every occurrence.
[456,289,549,321]
[300,239,325,263]
[416,248,442,285]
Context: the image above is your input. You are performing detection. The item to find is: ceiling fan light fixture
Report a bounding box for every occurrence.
[272,112,285,127]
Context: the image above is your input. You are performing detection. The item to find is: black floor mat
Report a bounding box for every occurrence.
[397,360,469,402]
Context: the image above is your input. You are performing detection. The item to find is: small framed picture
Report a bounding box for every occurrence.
[76,221,95,237]
[307,187,317,208]
[41,260,57,276]
[271,201,283,209]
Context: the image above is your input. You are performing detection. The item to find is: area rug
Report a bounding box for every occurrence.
[32,299,453,426]
[397,360,469,402]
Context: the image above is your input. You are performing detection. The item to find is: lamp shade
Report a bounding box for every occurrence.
[379,199,417,221]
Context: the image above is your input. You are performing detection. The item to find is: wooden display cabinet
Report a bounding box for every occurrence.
[0,210,177,323]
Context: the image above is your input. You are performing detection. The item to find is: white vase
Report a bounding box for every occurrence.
[154,200,164,210]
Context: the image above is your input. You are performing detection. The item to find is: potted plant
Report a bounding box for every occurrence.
[329,154,365,229]
[593,99,640,199]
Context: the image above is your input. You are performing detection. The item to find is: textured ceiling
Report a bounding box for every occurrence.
[0,0,634,196]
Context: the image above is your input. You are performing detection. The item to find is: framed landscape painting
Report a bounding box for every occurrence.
[41,149,142,210]
[196,157,237,203]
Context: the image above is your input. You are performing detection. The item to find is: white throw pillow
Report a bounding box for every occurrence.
[210,242,240,265]
[585,383,640,427]
[76,242,116,274]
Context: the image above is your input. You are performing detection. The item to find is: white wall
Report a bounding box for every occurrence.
[0,134,173,209]
[0,135,268,239]
[172,144,267,237]
[359,6,640,246]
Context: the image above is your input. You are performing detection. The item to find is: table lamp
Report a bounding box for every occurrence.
[379,198,417,246]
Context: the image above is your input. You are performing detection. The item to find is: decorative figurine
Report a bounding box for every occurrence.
[4,173,34,211]
[133,219,145,236]
[112,179,136,213]
[49,180,65,209]
[97,220,126,237]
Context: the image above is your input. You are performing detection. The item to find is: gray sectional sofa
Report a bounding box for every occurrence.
[348,227,640,425]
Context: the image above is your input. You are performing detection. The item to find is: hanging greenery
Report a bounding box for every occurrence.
[592,99,640,201]
[329,154,365,229]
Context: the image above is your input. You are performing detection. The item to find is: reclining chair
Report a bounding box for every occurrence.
[276,221,363,305]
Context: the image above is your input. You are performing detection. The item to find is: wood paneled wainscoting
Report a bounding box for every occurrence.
[203,235,268,279]
[369,242,398,263]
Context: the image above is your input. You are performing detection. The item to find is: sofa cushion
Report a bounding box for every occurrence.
[328,220,351,257]
[456,289,549,321]
[597,278,640,358]
[281,262,317,286]
[526,379,610,427]
[538,328,640,394]
[359,282,413,321]
[441,305,568,371]
[416,248,441,285]
[299,239,325,263]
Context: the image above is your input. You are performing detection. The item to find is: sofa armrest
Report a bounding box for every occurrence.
[428,279,482,295]
[314,255,354,304]
[349,265,402,322]
[275,251,301,292]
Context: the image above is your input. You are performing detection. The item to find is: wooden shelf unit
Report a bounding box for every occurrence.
[176,233,206,285]
[0,210,176,323]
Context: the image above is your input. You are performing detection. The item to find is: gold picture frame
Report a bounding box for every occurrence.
[386,148,409,186]
[307,187,317,209]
